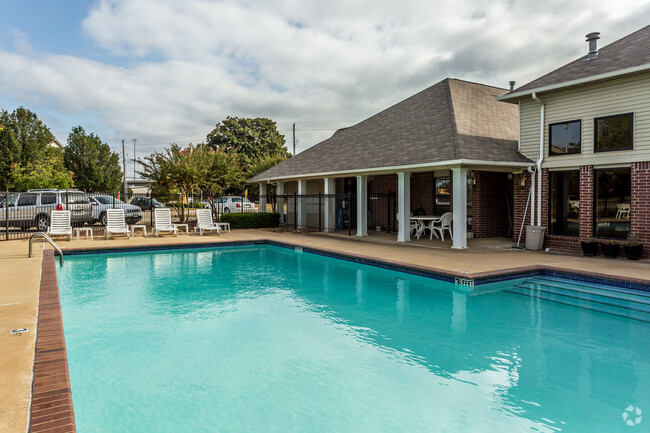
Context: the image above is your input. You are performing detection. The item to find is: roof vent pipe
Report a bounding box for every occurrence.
[509,81,516,92]
[586,32,600,59]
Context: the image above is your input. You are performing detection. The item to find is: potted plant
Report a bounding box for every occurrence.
[580,238,599,256]
[600,238,620,259]
[623,233,644,260]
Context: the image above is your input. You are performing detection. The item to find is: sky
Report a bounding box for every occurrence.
[1,0,649,179]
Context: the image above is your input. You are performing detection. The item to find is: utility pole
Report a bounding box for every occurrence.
[292,123,296,155]
[132,139,137,181]
[122,139,127,198]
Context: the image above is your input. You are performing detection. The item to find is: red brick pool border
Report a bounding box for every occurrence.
[29,249,76,433]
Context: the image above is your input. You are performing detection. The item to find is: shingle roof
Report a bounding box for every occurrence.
[250,78,531,182]
[506,25,650,97]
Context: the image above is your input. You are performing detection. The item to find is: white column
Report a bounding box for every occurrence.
[452,167,468,249]
[397,172,411,242]
[258,183,267,213]
[324,178,336,232]
[297,179,307,228]
[276,182,285,223]
[356,175,368,237]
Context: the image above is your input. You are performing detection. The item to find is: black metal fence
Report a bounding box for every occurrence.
[0,190,264,241]
[1,189,397,240]
[279,192,396,235]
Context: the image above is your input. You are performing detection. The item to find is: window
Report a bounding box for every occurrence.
[17,194,37,206]
[434,176,450,215]
[549,171,580,235]
[594,168,631,238]
[41,194,56,205]
[549,121,581,155]
[595,113,633,152]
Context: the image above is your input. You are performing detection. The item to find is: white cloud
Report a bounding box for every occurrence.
[0,0,649,155]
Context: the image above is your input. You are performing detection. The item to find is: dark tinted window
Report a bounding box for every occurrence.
[96,196,112,204]
[549,171,579,235]
[40,193,56,205]
[549,121,581,155]
[18,194,37,206]
[595,113,633,152]
[595,168,630,238]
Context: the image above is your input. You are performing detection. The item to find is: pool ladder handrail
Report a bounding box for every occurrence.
[29,232,64,265]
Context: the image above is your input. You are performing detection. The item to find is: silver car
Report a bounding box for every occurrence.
[0,189,93,231]
[88,195,143,225]
[206,196,258,213]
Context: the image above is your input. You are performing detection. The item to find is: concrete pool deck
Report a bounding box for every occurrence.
[1,229,650,432]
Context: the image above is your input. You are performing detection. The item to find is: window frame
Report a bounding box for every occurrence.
[594,112,634,153]
[547,170,580,236]
[548,120,582,156]
[592,167,631,239]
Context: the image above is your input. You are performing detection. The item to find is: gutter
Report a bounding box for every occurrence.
[249,158,534,183]
[497,63,650,103]
[531,92,545,227]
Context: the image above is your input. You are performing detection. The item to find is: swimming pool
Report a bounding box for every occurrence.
[57,245,649,432]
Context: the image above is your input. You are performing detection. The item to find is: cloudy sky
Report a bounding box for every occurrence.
[1,0,649,177]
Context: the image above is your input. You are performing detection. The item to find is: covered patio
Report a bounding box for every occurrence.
[251,78,533,248]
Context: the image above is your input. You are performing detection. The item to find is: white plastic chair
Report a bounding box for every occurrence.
[397,212,418,236]
[47,210,72,240]
[616,203,631,219]
[105,209,130,239]
[431,212,453,241]
[194,209,221,236]
[154,208,178,237]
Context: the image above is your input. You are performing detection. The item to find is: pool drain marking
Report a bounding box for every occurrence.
[455,277,474,291]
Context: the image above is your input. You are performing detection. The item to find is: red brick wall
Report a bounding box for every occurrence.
[512,171,531,244]
[579,165,594,240]
[631,162,650,258]
[411,173,435,215]
[512,163,650,257]
[471,171,509,238]
[369,174,397,231]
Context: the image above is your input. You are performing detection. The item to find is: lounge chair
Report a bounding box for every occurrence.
[105,209,130,239]
[154,208,178,237]
[194,209,221,236]
[47,210,73,240]
[431,212,453,241]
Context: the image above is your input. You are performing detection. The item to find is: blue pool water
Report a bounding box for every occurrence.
[57,245,650,432]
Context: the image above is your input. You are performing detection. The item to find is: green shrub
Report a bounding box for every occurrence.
[220,212,280,229]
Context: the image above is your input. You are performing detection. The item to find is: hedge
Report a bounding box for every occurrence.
[220,212,280,229]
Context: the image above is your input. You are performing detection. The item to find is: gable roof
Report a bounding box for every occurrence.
[500,25,650,102]
[250,78,530,182]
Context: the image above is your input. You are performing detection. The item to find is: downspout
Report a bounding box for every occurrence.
[527,166,535,226]
[531,92,545,226]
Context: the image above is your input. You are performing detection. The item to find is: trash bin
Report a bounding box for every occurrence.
[525,225,546,251]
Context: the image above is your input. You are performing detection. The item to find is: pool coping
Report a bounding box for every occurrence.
[29,238,650,431]
[29,249,75,433]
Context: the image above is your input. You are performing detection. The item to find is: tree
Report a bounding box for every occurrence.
[206,117,289,166]
[138,143,240,221]
[205,117,290,194]
[64,126,122,192]
[8,158,74,191]
[0,107,57,189]
[245,153,289,195]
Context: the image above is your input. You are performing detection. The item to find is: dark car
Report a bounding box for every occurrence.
[130,197,166,211]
